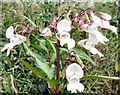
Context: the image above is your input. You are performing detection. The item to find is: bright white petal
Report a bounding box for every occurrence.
[67,82,77,93]
[66,63,84,80]
[60,38,68,47]
[88,33,98,46]
[1,43,15,56]
[90,47,104,57]
[10,34,26,44]
[6,26,14,38]
[57,19,71,32]
[1,43,11,52]
[78,39,87,47]
[78,39,104,57]
[101,20,110,28]
[67,39,75,50]
[100,12,112,20]
[91,13,101,26]
[7,47,11,56]
[76,82,84,92]
[91,30,109,44]
[109,25,117,35]
[78,39,92,50]
[67,81,84,93]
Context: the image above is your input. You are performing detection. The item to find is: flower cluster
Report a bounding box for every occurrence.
[41,10,117,93]
[77,10,117,57]
[1,9,117,94]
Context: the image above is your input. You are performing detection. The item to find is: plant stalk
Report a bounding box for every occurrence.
[55,40,60,94]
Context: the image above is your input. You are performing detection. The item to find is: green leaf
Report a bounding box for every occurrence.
[76,54,84,68]
[45,39,56,63]
[24,16,36,27]
[20,59,57,88]
[81,75,120,80]
[20,59,47,79]
[23,43,54,79]
[10,74,16,93]
[71,48,95,65]
[33,36,49,54]
[30,43,47,55]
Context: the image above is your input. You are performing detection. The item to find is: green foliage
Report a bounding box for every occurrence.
[71,48,95,65]
[23,43,54,79]
[0,1,118,94]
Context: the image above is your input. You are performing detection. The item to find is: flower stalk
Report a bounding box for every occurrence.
[55,39,60,94]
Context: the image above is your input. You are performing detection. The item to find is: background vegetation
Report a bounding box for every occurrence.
[0,0,119,94]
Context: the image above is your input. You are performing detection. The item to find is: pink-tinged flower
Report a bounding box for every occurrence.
[57,19,71,33]
[56,32,75,50]
[50,16,60,29]
[79,19,84,26]
[41,27,52,37]
[100,12,112,21]
[1,26,26,56]
[66,63,84,93]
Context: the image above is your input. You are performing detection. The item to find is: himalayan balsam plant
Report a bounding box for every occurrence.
[1,7,119,94]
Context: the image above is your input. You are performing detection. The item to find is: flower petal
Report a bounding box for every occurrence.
[41,27,52,37]
[76,82,84,92]
[100,12,112,20]
[1,43,11,52]
[101,20,110,28]
[108,25,117,35]
[67,39,75,50]
[60,38,68,47]
[90,47,104,57]
[91,13,101,26]
[10,34,26,44]
[7,47,12,56]
[66,63,84,80]
[6,26,14,38]
[67,82,77,93]
[88,33,98,46]
[91,30,109,44]
[67,81,84,93]
[57,19,71,32]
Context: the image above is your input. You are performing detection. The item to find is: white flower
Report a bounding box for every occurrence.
[78,39,104,57]
[100,12,112,21]
[66,63,84,93]
[56,19,75,49]
[82,23,109,44]
[41,27,52,37]
[56,32,75,50]
[57,19,71,33]
[1,26,26,56]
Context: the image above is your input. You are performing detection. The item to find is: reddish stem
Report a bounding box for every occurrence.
[55,40,60,94]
